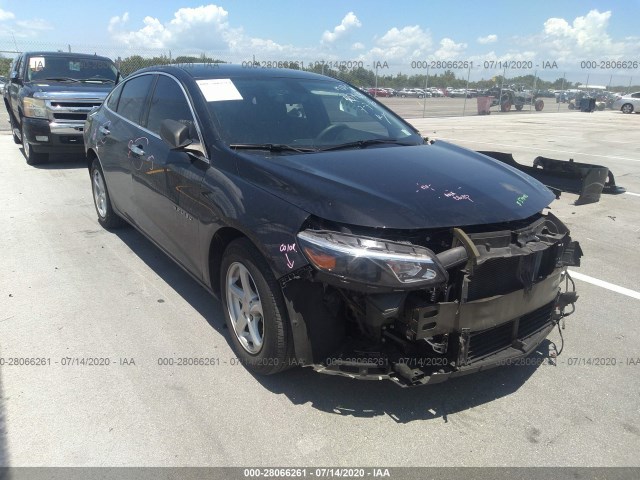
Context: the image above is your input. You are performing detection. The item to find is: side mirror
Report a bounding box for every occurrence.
[160,119,207,159]
[160,119,192,149]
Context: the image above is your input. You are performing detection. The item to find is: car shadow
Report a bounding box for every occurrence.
[253,342,555,423]
[113,226,556,423]
[20,149,87,170]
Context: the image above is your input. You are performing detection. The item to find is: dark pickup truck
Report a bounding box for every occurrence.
[3,51,119,164]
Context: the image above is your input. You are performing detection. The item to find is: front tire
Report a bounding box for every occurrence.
[9,112,21,144]
[621,103,634,114]
[22,122,48,165]
[90,158,126,229]
[221,238,293,375]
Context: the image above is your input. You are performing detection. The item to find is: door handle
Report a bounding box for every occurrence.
[99,126,110,135]
[129,144,145,156]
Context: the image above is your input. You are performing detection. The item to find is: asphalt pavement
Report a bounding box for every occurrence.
[0,108,639,468]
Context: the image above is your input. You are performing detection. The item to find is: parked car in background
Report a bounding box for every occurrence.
[366,87,391,97]
[3,51,119,164]
[0,75,7,95]
[612,92,640,113]
[84,64,582,387]
[535,89,556,98]
[398,88,425,98]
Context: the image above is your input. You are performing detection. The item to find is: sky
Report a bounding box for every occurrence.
[1,0,639,83]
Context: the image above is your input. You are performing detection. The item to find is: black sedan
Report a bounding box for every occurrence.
[84,64,582,386]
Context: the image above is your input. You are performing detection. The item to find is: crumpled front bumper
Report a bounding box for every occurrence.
[282,213,582,387]
[313,269,576,387]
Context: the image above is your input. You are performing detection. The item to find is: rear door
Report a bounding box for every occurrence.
[97,73,155,223]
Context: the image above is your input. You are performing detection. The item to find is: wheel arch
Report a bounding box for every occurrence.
[86,147,98,170]
[207,227,249,297]
[621,103,634,113]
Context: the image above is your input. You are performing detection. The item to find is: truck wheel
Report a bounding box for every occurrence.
[90,158,126,229]
[9,114,21,144]
[535,99,545,111]
[515,104,523,111]
[22,123,48,165]
[221,238,293,375]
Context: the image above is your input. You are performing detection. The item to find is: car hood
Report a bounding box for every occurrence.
[238,141,555,229]
[27,81,113,98]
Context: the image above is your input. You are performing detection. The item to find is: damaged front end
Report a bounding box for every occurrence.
[281,212,582,387]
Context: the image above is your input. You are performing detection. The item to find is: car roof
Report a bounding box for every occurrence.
[130,63,335,82]
[21,51,114,62]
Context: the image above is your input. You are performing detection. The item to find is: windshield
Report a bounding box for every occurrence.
[27,55,118,82]
[205,77,422,150]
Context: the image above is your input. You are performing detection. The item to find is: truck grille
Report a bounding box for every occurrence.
[47,101,103,122]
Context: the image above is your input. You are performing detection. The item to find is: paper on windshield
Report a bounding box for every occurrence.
[196,78,243,102]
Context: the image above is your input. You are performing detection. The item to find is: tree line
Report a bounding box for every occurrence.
[2,52,636,92]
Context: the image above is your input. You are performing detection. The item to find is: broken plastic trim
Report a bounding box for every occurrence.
[478,151,626,205]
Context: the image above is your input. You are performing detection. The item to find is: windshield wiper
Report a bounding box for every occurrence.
[317,138,416,152]
[43,77,80,83]
[229,143,317,153]
[81,77,115,83]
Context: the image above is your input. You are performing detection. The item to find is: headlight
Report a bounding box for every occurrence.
[23,97,47,118]
[297,230,448,289]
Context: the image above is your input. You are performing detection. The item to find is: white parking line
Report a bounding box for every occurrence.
[569,270,640,300]
[625,192,640,197]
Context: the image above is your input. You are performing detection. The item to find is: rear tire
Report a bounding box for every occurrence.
[220,238,293,375]
[90,158,126,229]
[535,99,545,111]
[22,122,48,165]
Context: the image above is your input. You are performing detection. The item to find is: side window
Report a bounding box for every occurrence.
[106,82,124,111]
[15,55,24,80]
[631,93,640,99]
[116,74,154,125]
[146,75,195,135]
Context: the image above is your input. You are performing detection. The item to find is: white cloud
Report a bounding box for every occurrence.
[108,12,130,33]
[0,8,14,21]
[106,4,315,60]
[532,9,635,61]
[108,5,238,51]
[352,42,365,51]
[477,34,497,44]
[433,38,467,59]
[321,12,361,44]
[369,25,432,61]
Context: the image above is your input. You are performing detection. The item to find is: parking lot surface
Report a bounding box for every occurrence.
[0,109,639,467]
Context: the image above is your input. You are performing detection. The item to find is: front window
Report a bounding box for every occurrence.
[27,55,118,83]
[205,77,422,150]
